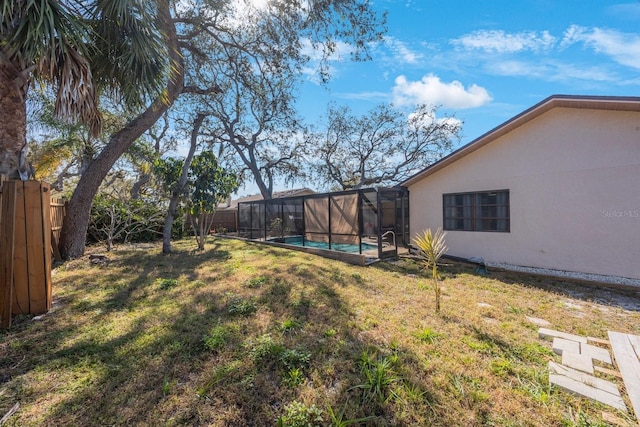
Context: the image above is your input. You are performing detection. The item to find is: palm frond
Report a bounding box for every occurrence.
[3,0,101,134]
[413,228,448,270]
[3,0,167,134]
[44,44,102,136]
[87,0,167,108]
[2,0,89,68]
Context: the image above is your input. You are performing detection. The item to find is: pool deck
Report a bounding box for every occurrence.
[264,239,376,265]
[217,234,400,265]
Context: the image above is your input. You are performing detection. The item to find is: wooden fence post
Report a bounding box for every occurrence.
[50,198,66,261]
[1,178,55,328]
[12,181,53,316]
[0,179,17,328]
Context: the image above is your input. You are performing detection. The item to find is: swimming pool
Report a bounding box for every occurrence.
[276,236,378,253]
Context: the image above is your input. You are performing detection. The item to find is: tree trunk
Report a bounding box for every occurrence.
[130,173,151,199]
[252,164,272,200]
[0,54,28,177]
[162,194,181,254]
[59,0,183,259]
[161,114,204,254]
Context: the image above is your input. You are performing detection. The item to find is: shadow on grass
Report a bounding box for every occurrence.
[0,240,462,426]
[10,239,626,425]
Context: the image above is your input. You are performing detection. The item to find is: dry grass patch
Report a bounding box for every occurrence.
[1,238,639,426]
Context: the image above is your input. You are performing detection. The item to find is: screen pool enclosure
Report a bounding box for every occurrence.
[237,187,409,263]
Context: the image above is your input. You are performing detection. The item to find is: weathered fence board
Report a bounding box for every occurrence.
[12,183,29,315]
[25,181,50,314]
[1,179,53,324]
[0,179,17,328]
[44,195,53,307]
[50,199,65,261]
[186,210,238,233]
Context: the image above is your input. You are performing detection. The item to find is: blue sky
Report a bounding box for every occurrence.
[245,0,640,194]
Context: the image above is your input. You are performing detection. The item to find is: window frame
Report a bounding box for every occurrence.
[442,189,510,232]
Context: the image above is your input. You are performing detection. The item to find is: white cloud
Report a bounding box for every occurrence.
[300,38,353,83]
[392,74,492,109]
[561,25,640,69]
[606,3,640,20]
[334,91,389,101]
[384,36,424,64]
[489,60,614,82]
[451,30,556,53]
[489,60,549,77]
[407,112,462,135]
[300,38,354,62]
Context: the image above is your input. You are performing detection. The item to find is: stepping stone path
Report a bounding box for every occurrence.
[538,327,639,417]
[563,301,583,310]
[525,316,551,327]
[608,332,640,422]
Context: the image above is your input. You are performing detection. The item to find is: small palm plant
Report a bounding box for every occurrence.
[413,228,448,314]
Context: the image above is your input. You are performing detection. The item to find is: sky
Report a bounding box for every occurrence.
[242,0,640,194]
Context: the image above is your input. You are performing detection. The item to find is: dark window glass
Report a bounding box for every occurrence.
[442,190,509,232]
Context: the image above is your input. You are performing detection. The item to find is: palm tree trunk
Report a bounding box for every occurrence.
[0,55,28,177]
[59,0,183,259]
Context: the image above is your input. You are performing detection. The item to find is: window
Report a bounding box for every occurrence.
[443,190,510,232]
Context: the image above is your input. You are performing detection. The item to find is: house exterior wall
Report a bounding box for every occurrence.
[408,107,640,280]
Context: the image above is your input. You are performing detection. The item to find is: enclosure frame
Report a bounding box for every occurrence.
[237,187,409,262]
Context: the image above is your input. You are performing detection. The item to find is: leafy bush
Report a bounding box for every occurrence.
[156,278,178,290]
[415,328,443,344]
[278,319,302,334]
[203,324,234,351]
[280,348,311,370]
[352,351,399,404]
[89,193,176,248]
[277,401,324,427]
[283,367,305,388]
[249,334,285,365]
[226,295,258,316]
[245,275,270,289]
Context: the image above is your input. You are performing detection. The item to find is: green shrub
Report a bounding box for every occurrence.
[352,351,399,404]
[245,275,270,288]
[88,193,169,246]
[203,325,232,351]
[278,319,302,334]
[280,348,311,370]
[277,401,324,427]
[415,327,443,344]
[283,367,305,388]
[227,295,258,316]
[157,278,178,290]
[249,334,284,364]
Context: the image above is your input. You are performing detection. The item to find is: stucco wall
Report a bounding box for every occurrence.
[408,107,640,280]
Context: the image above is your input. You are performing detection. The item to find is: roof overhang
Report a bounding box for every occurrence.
[401,94,640,187]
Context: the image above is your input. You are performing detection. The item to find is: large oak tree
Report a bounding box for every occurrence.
[59,0,181,258]
[177,0,386,199]
[312,103,462,190]
[2,0,385,258]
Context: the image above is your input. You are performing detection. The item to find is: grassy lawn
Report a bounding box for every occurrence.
[1,237,639,426]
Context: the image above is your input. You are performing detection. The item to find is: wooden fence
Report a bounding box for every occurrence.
[1,177,54,328]
[186,209,238,233]
[50,198,66,261]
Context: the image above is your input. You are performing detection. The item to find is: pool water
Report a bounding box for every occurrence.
[278,236,378,253]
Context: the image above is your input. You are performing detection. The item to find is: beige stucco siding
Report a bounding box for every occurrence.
[408,107,640,280]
